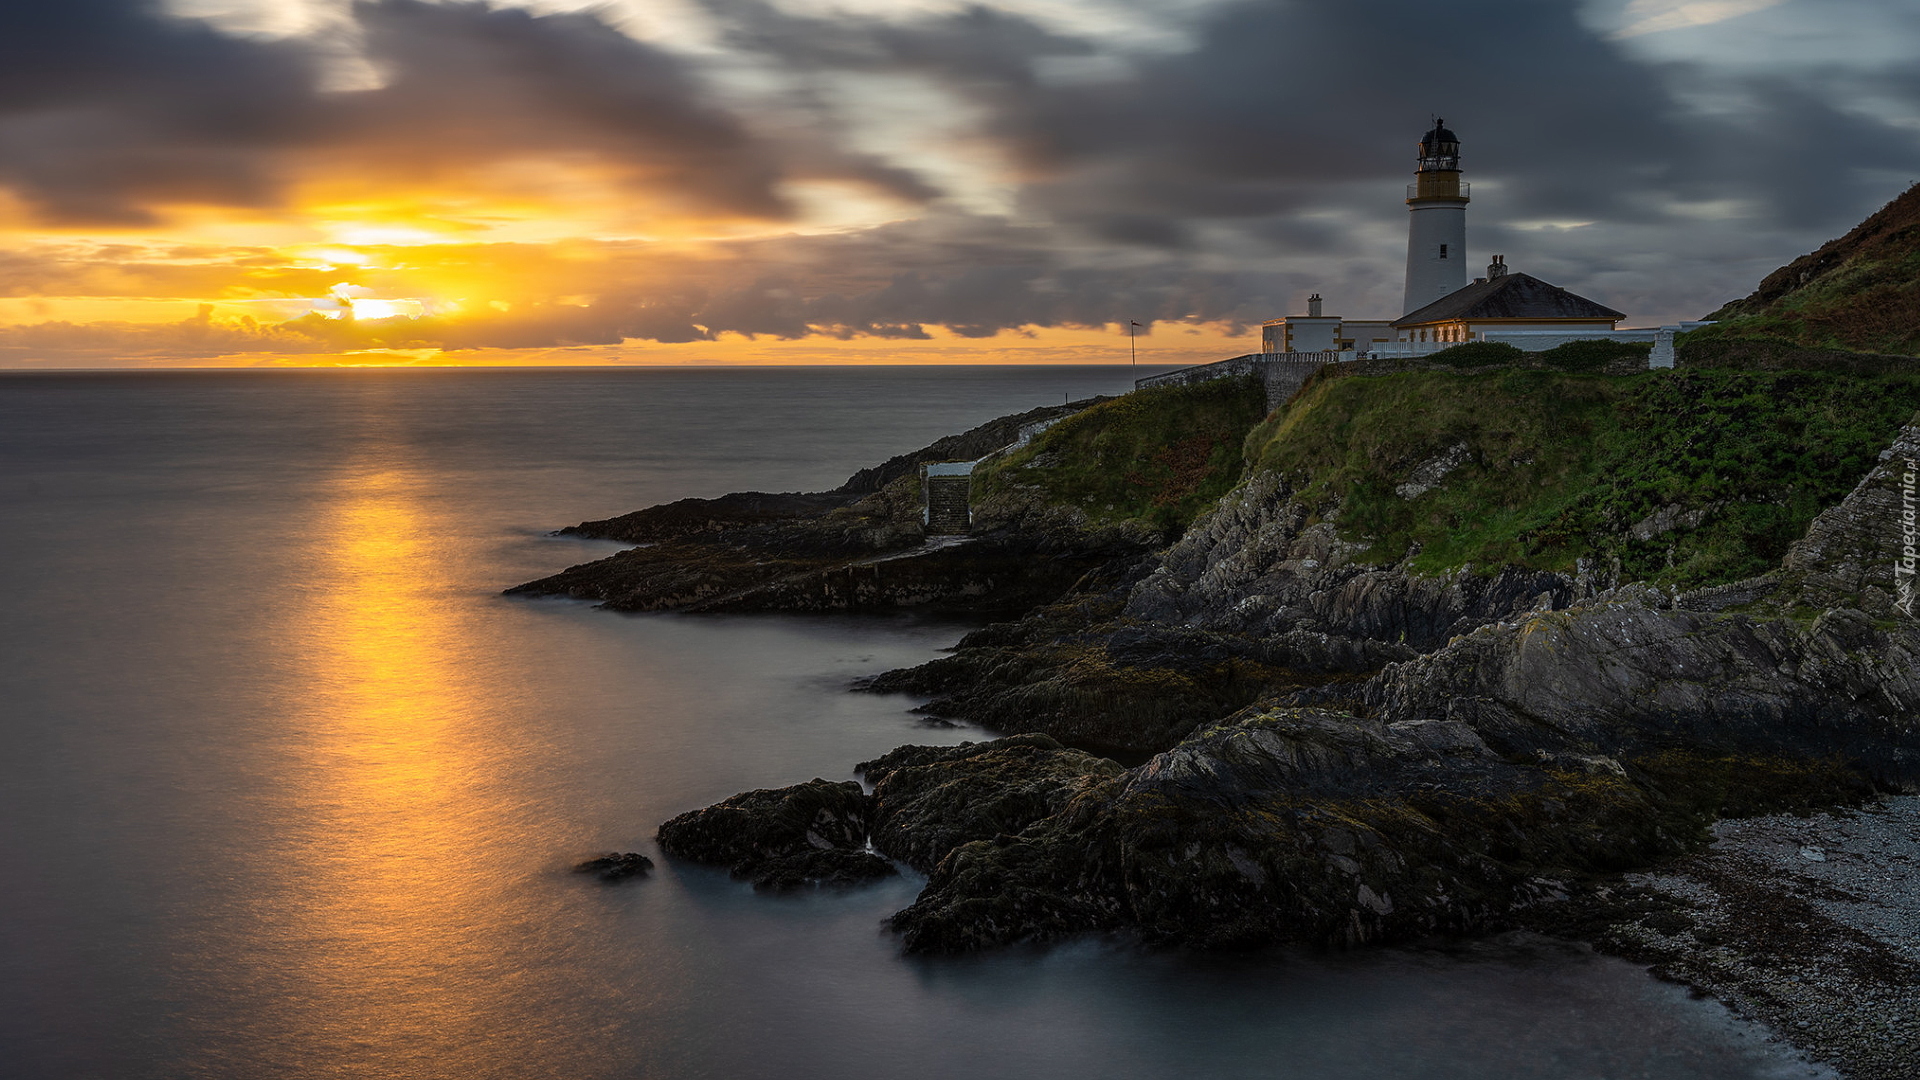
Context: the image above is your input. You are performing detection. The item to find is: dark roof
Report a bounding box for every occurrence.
[1394,272,1625,326]
[1422,120,1458,146]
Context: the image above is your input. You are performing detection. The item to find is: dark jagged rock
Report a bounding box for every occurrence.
[655,779,895,891]
[682,532,1144,617]
[862,597,1363,759]
[507,396,1146,615]
[559,491,858,545]
[1123,469,1586,649]
[573,852,655,882]
[716,414,1920,955]
[857,734,1124,872]
[1358,593,1920,782]
[886,682,1886,953]
[861,466,1579,758]
[885,707,1629,952]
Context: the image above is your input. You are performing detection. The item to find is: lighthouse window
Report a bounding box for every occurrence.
[1439,244,1448,258]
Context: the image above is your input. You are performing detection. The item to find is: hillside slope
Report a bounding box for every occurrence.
[1702,182,1920,354]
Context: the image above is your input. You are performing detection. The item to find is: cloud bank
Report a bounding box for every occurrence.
[0,0,1915,363]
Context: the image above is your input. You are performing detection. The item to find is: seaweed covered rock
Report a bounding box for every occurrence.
[655,779,895,891]
[887,692,1885,954]
[887,707,1669,952]
[1124,470,1584,646]
[506,394,1153,615]
[857,734,1124,872]
[863,600,1326,760]
[1358,596,1920,784]
[573,852,654,882]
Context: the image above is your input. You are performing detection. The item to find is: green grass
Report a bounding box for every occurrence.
[1423,339,1653,373]
[974,375,1269,535]
[1694,246,1920,356]
[1246,367,1920,586]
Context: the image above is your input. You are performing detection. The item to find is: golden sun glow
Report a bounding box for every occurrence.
[0,96,1248,369]
[245,451,535,1075]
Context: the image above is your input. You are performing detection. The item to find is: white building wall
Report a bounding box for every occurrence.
[1477,328,1653,351]
[1286,318,1340,352]
[1403,202,1467,314]
[1261,316,1341,352]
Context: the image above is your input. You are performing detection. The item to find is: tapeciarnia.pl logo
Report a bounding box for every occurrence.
[1898,457,1918,617]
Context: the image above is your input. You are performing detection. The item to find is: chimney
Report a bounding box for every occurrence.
[1487,255,1507,280]
[1307,293,1323,317]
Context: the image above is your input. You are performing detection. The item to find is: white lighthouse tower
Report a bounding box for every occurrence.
[1402,119,1469,315]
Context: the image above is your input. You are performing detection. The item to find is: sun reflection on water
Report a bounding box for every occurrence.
[231,451,562,1079]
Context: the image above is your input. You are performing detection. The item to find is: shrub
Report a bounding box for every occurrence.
[1426,341,1527,368]
[1536,339,1652,372]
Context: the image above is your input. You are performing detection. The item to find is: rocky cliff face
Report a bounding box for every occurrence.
[871,467,1599,757]
[506,396,1156,616]
[659,413,1919,960]
[1774,413,1920,615]
[1126,469,1584,650]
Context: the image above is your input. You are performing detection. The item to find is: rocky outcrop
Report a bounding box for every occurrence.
[883,602,1904,953]
[858,734,1124,872]
[682,532,1148,617]
[558,399,1112,547]
[1124,470,1583,650]
[648,736,1123,893]
[886,706,1687,953]
[559,491,858,546]
[508,396,1152,615]
[868,468,1591,758]
[1773,413,1920,615]
[655,779,895,891]
[862,597,1370,759]
[1357,593,1920,783]
[676,414,1920,956]
[573,852,654,881]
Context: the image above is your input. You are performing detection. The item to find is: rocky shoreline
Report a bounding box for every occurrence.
[1518,797,1920,1080]
[530,367,1920,1079]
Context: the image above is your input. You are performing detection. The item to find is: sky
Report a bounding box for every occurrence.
[0,0,1915,367]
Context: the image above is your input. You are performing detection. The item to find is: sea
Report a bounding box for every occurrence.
[0,366,1834,1080]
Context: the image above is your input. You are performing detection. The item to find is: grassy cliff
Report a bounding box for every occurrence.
[1247,366,1920,587]
[972,375,1268,536]
[1695,183,1920,356]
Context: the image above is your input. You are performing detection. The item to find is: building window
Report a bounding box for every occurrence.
[1439,244,1448,259]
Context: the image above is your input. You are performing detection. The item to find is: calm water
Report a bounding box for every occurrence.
[1,367,1830,1080]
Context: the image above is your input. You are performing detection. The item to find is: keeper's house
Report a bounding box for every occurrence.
[1390,256,1622,349]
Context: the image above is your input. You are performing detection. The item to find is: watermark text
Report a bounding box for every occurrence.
[1898,457,1917,617]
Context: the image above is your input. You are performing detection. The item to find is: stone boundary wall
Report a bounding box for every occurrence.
[1135,352,1343,410]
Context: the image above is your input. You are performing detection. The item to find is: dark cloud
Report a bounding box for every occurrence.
[3,0,1917,356]
[698,0,1920,321]
[341,0,794,217]
[723,0,1914,234]
[0,1,320,223]
[0,0,930,226]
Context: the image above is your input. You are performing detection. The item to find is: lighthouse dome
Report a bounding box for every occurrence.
[1416,118,1460,172]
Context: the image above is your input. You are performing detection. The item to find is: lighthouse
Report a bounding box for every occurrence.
[1402,119,1469,315]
